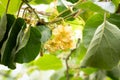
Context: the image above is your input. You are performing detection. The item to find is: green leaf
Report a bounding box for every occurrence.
[66,0,79,3]
[15,26,30,53]
[35,54,62,70]
[15,27,41,63]
[91,70,106,80]
[0,0,21,15]
[0,0,6,16]
[71,77,82,80]
[112,0,120,9]
[30,0,53,4]
[71,41,87,64]
[57,0,67,13]
[94,2,116,13]
[1,18,25,69]
[0,14,7,41]
[75,1,105,13]
[37,25,51,44]
[81,67,98,75]
[67,18,84,30]
[81,21,120,69]
[107,65,120,80]
[83,13,104,48]
[0,14,15,48]
[107,14,120,28]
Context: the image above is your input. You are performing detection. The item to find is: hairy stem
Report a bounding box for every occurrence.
[6,0,11,13]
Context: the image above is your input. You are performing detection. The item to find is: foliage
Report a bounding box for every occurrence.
[0,0,120,80]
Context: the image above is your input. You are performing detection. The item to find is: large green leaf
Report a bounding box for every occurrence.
[0,0,21,16]
[81,21,120,69]
[15,27,41,63]
[83,13,104,48]
[1,18,25,69]
[0,14,7,41]
[108,14,120,28]
[35,54,62,70]
[37,25,51,44]
[75,1,105,13]
[0,14,15,48]
[94,2,116,13]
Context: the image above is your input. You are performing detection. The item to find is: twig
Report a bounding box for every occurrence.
[65,38,81,80]
[22,0,41,21]
[45,10,81,24]
[6,0,11,13]
[17,1,24,17]
[22,7,29,18]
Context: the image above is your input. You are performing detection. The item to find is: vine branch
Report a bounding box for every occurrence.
[46,10,81,24]
[6,0,11,13]
[17,1,24,17]
[22,0,41,21]
[65,38,81,80]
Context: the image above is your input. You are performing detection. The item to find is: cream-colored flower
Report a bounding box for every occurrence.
[45,24,74,53]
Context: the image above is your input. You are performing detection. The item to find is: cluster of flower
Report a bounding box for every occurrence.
[45,25,74,52]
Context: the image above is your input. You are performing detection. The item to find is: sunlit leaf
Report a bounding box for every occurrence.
[1,18,25,69]
[15,27,41,63]
[94,2,116,13]
[71,77,83,80]
[112,0,120,9]
[83,13,104,48]
[81,67,98,75]
[0,0,21,15]
[0,1,6,16]
[35,54,62,70]
[81,21,120,69]
[75,1,105,13]
[30,0,53,4]
[67,18,84,30]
